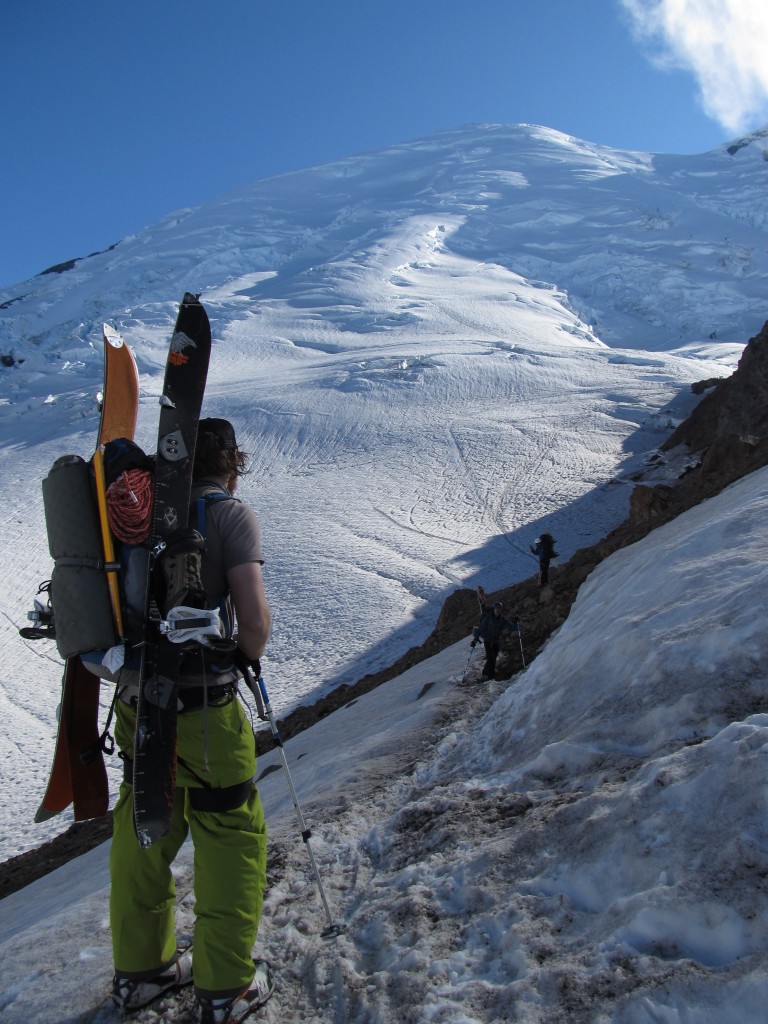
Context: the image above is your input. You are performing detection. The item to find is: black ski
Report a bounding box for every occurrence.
[133,293,212,848]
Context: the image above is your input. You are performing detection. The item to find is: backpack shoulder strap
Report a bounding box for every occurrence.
[192,487,237,538]
[189,488,239,641]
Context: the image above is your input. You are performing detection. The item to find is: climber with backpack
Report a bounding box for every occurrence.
[531,532,558,586]
[108,418,274,1024]
[471,585,520,681]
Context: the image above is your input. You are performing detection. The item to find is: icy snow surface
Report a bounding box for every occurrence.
[0,122,767,1021]
[2,466,768,1022]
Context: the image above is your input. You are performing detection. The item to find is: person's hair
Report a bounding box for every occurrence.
[193,429,249,482]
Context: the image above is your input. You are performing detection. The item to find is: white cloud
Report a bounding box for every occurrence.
[619,0,768,135]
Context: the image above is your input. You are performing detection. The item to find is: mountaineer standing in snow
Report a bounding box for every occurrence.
[110,418,274,1024]
[531,532,558,586]
[472,585,519,680]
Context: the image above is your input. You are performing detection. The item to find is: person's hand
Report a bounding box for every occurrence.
[235,650,261,678]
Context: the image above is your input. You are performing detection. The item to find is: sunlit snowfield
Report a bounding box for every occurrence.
[1,123,764,858]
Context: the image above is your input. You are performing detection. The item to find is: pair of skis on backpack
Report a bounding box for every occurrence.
[24,294,216,848]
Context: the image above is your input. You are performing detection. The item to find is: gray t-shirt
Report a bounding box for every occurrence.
[191,478,264,606]
[178,479,265,684]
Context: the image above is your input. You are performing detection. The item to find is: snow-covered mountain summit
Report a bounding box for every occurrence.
[0,122,765,860]
[2,121,766,358]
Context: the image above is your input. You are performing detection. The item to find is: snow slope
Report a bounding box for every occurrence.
[2,464,767,1023]
[0,122,764,863]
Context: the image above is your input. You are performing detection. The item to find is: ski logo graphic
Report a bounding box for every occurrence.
[168,330,197,366]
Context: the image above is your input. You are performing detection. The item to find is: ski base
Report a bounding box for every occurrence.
[35,326,139,822]
[35,658,109,822]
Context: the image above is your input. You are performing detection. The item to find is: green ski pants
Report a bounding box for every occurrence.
[110,697,267,998]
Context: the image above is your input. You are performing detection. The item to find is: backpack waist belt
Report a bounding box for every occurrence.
[120,755,252,812]
[177,683,237,710]
[118,682,236,711]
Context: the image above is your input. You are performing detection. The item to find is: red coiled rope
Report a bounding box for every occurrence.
[106,469,154,543]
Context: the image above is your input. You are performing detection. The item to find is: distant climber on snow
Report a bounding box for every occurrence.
[471,586,519,681]
[531,532,558,586]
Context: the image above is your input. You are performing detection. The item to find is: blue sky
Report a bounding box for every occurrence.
[2,0,767,289]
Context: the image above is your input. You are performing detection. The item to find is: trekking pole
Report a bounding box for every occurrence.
[515,620,526,668]
[239,659,342,937]
[460,642,477,684]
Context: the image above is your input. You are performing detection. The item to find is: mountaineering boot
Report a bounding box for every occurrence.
[195,960,274,1023]
[161,527,207,611]
[112,947,193,1011]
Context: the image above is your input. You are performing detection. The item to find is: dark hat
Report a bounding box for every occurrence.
[494,602,504,611]
[198,417,237,450]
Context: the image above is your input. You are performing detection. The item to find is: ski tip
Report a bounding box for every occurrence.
[103,324,125,348]
[321,922,346,940]
[34,804,61,823]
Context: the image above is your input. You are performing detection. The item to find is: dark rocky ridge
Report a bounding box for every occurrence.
[2,320,767,901]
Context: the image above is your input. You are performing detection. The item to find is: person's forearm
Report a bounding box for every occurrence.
[228,562,271,660]
[236,611,271,660]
